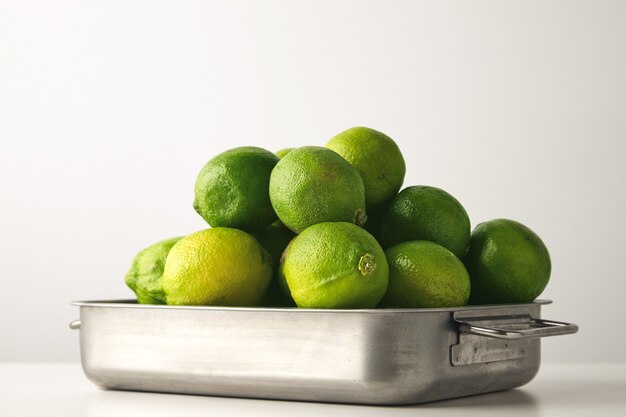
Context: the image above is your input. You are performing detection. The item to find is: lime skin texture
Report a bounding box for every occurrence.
[463,219,551,304]
[280,222,389,309]
[269,146,367,234]
[194,146,279,231]
[380,185,471,258]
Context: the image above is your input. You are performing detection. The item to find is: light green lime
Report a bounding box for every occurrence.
[381,241,470,308]
[162,228,273,306]
[125,236,183,304]
[281,222,388,309]
[326,127,405,210]
[275,148,294,158]
[269,146,366,233]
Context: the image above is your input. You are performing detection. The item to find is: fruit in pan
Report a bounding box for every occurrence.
[326,126,405,210]
[269,146,366,233]
[125,236,183,304]
[280,222,388,309]
[162,228,273,306]
[194,146,279,231]
[381,240,470,308]
[463,219,551,304]
[380,185,470,257]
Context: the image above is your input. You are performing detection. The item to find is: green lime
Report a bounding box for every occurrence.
[463,219,551,304]
[253,221,297,307]
[260,275,297,307]
[269,146,366,233]
[361,199,391,243]
[381,241,470,308]
[125,236,183,304]
[380,186,470,257]
[193,146,279,231]
[275,147,294,158]
[252,221,296,269]
[276,244,293,302]
[326,127,405,209]
[161,228,273,306]
[281,222,388,309]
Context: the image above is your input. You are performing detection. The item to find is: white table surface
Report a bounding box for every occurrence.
[1,363,625,416]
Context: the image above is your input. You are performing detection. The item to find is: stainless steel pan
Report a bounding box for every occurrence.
[70,300,577,405]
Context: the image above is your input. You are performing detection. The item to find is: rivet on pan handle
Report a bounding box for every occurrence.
[456,317,578,340]
[69,320,81,330]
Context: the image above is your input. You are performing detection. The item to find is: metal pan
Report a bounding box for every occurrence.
[70,299,577,405]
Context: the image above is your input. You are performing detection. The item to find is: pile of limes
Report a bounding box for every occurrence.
[126,127,551,309]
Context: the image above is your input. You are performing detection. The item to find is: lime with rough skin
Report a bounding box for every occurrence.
[380,185,471,257]
[326,127,405,210]
[269,146,367,234]
[161,228,273,306]
[281,222,388,309]
[193,146,279,231]
[463,219,551,304]
[125,236,183,304]
[381,241,470,308]
[275,148,294,158]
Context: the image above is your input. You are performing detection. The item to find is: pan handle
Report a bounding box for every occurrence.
[69,320,81,330]
[456,317,578,340]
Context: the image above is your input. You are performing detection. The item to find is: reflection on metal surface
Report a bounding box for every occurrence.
[70,300,576,405]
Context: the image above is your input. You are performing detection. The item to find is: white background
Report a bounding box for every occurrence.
[1,0,624,363]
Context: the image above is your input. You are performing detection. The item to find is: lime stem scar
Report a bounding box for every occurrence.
[358,254,376,276]
[355,208,368,226]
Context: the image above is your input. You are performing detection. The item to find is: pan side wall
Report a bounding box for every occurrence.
[78,304,542,404]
